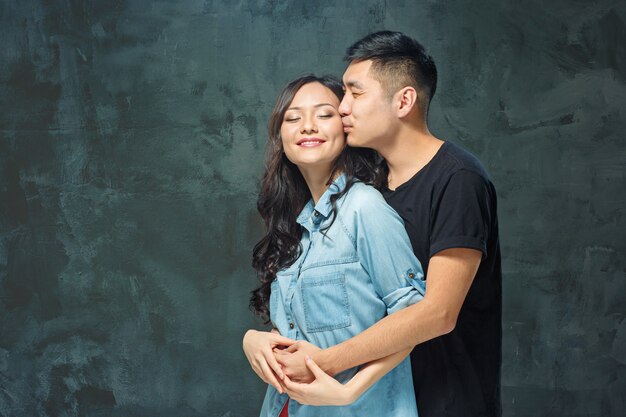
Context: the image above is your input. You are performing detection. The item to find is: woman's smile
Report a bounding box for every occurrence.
[297,137,327,147]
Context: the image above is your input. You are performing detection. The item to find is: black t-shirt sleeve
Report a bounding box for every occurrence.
[430,169,494,259]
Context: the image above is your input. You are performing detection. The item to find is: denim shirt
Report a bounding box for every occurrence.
[259,174,425,417]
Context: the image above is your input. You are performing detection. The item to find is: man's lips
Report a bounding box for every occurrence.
[296,137,326,147]
[342,119,353,132]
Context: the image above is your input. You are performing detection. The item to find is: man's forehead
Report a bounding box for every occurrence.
[342,60,376,86]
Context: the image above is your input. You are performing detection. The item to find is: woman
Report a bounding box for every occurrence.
[243,75,425,416]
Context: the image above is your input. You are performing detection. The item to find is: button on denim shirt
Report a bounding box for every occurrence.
[259,174,425,417]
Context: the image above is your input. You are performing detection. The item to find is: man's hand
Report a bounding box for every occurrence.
[282,356,353,406]
[242,329,296,393]
[274,340,321,383]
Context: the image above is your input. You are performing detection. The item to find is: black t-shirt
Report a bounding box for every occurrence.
[382,141,502,417]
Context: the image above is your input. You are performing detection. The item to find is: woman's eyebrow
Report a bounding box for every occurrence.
[287,103,336,110]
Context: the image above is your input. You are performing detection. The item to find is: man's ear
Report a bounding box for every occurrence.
[394,86,419,118]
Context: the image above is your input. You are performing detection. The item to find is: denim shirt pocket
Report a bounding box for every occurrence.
[300,273,351,332]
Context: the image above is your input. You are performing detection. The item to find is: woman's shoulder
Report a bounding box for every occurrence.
[343,181,387,206]
[336,180,404,239]
[337,181,394,222]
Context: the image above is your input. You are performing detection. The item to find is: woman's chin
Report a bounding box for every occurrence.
[294,159,335,174]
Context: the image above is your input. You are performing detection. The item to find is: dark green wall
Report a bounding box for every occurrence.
[1,0,624,416]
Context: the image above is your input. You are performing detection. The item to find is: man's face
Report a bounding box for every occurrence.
[339,60,396,150]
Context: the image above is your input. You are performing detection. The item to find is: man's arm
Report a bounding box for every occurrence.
[278,247,481,380]
[317,248,481,375]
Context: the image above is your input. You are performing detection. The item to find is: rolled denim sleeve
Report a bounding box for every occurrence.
[350,187,426,314]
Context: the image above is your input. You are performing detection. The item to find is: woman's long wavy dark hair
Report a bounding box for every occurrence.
[250,75,385,321]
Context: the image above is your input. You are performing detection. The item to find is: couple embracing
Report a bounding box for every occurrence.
[243,31,502,417]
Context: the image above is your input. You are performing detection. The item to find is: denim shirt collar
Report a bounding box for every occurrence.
[296,173,347,227]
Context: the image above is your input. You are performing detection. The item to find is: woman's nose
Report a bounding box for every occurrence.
[300,116,318,133]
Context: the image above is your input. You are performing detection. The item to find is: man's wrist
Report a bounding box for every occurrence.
[312,348,337,376]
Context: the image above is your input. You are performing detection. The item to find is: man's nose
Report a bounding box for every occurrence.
[338,95,350,116]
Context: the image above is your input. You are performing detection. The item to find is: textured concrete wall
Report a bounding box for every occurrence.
[0,1,624,416]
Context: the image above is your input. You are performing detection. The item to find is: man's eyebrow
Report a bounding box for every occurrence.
[287,103,336,110]
[345,80,364,89]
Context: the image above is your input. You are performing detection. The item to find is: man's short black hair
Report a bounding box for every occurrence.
[345,31,437,116]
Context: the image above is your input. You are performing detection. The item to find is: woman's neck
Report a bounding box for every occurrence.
[299,166,337,205]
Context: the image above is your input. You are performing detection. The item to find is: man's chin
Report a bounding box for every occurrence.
[346,135,363,148]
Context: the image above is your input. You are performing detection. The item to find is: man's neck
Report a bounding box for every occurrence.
[379,127,444,191]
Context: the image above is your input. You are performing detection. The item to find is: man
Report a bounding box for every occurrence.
[248,31,502,417]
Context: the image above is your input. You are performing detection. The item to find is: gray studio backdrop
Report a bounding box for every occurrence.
[1,0,624,416]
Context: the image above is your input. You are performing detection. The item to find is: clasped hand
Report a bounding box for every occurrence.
[243,332,355,406]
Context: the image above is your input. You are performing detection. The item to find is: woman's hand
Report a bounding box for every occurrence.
[282,356,355,406]
[242,329,296,393]
[274,340,322,382]
[282,347,413,405]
